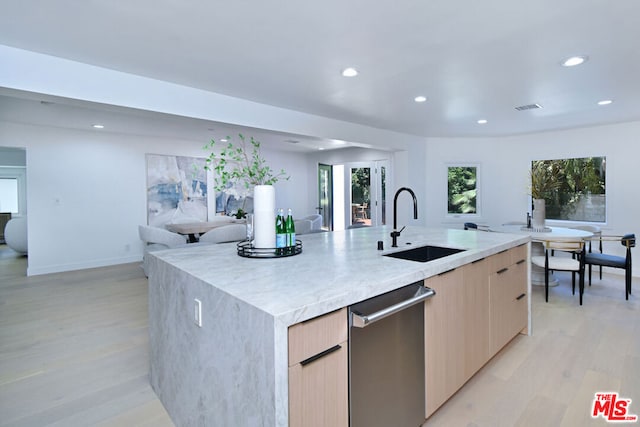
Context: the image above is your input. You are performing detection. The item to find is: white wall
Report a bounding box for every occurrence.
[425,120,640,275]
[305,146,428,229]
[0,121,309,275]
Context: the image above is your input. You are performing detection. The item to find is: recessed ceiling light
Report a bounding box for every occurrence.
[92,124,104,129]
[597,99,613,105]
[341,67,358,77]
[477,119,488,124]
[414,96,427,103]
[561,55,588,67]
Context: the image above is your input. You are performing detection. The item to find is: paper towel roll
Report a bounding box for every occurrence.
[253,185,276,249]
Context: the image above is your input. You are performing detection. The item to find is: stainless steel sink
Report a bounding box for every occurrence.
[383,245,465,262]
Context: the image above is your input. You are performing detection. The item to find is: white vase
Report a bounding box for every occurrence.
[253,185,276,248]
[532,198,546,229]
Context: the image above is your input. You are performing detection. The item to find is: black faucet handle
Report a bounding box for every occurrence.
[398,225,406,234]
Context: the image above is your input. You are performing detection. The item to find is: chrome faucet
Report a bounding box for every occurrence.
[391,187,418,247]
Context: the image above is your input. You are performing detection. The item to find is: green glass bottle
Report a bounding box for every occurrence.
[275,208,286,255]
[285,208,296,254]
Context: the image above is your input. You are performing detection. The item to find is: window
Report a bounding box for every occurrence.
[0,178,19,214]
[447,165,478,215]
[531,157,606,222]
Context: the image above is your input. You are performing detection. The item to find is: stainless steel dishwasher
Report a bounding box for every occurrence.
[349,282,436,427]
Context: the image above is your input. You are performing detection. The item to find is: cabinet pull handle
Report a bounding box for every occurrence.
[516,293,526,301]
[351,286,436,328]
[516,259,526,265]
[300,344,342,366]
[497,267,509,274]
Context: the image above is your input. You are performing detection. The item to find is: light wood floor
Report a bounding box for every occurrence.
[1,245,638,426]
[0,246,173,427]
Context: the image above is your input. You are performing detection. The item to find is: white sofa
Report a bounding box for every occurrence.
[4,216,28,255]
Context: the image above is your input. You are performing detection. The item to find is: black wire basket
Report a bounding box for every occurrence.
[236,239,303,258]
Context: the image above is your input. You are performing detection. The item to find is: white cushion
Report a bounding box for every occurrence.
[531,255,581,271]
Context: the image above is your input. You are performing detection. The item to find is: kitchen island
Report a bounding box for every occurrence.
[148,226,530,426]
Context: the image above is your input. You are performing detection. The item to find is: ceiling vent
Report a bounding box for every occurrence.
[284,139,300,144]
[515,103,543,111]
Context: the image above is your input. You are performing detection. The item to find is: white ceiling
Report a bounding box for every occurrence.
[0,89,371,153]
[1,0,639,147]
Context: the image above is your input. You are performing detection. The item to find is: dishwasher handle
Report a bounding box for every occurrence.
[351,286,436,328]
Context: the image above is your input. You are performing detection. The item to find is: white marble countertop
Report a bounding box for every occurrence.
[151,226,530,326]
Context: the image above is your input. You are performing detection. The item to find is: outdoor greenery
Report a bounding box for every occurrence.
[448,166,477,214]
[529,161,561,199]
[351,167,370,205]
[531,157,606,221]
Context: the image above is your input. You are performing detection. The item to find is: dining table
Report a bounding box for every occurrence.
[493,225,593,286]
[166,219,245,243]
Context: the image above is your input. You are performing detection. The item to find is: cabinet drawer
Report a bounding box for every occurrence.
[509,244,528,266]
[488,244,527,273]
[488,249,512,273]
[490,259,528,353]
[289,340,348,427]
[288,308,347,366]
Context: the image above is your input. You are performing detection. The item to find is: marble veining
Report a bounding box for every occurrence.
[148,226,529,426]
[153,226,528,325]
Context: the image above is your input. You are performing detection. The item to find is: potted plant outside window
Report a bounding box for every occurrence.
[529,161,561,229]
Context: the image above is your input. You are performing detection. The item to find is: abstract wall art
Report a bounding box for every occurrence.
[146,154,210,227]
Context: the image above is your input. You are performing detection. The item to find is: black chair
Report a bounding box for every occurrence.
[571,225,603,281]
[531,239,586,305]
[584,234,635,300]
[464,222,478,230]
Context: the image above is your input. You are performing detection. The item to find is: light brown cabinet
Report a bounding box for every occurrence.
[288,308,348,427]
[424,258,491,417]
[489,244,528,354]
[287,244,528,424]
[424,244,528,418]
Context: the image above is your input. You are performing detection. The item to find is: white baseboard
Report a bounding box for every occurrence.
[27,255,143,276]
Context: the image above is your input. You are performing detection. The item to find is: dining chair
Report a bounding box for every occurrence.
[570,225,603,281]
[583,234,635,300]
[464,222,491,231]
[199,224,247,244]
[531,239,586,305]
[138,225,188,276]
[355,203,368,220]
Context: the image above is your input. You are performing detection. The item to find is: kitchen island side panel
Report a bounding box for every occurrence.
[149,255,283,427]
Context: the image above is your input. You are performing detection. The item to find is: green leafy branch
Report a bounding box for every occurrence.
[203,133,289,192]
[529,160,561,199]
